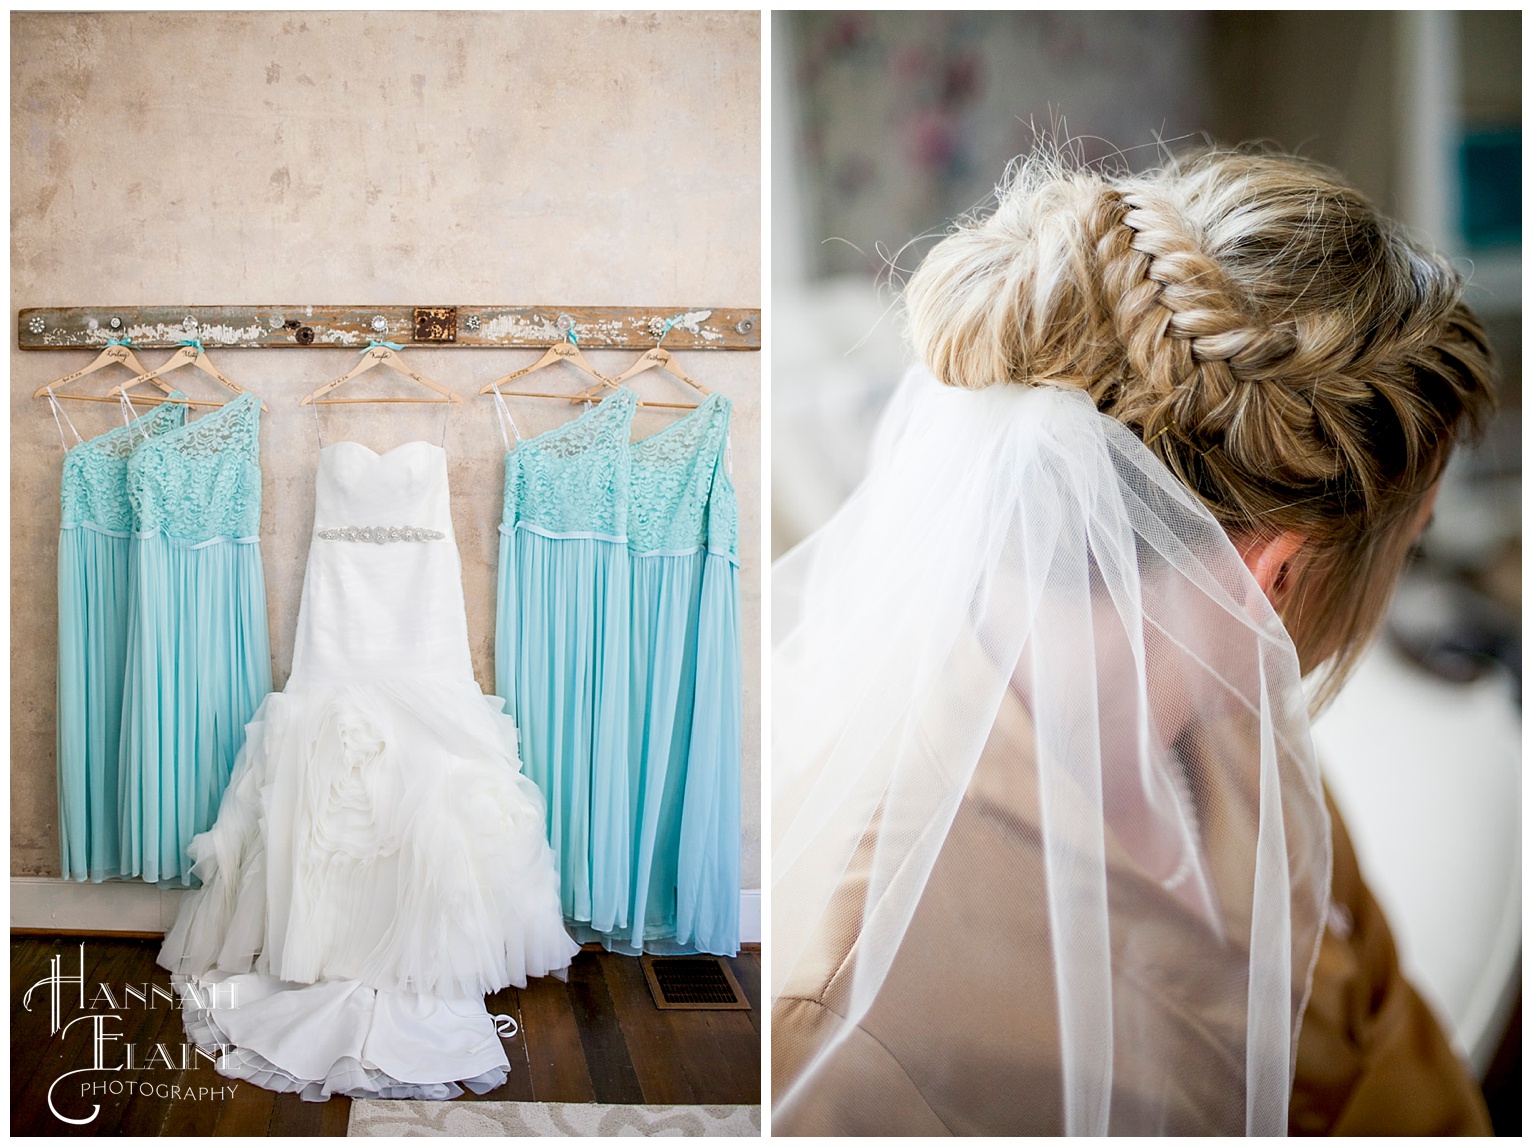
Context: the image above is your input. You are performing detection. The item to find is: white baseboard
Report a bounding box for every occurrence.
[14,877,765,946]
[11,876,187,933]
[739,888,762,946]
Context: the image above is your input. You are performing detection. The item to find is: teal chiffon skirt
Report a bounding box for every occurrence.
[496,526,631,933]
[497,525,741,956]
[118,533,272,884]
[57,525,133,880]
[628,548,742,956]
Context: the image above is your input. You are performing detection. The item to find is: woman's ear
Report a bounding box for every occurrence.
[1237,531,1306,603]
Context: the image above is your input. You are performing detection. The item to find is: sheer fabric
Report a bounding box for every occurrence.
[772,368,1331,1134]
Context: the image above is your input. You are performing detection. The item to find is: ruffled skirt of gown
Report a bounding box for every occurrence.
[157,676,580,1100]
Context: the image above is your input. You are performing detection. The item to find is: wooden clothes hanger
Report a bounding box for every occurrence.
[32,337,220,409]
[578,318,709,410]
[300,341,460,405]
[480,326,632,451]
[477,327,617,401]
[108,339,267,411]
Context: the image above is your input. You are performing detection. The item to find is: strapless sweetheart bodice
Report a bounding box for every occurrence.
[287,442,474,688]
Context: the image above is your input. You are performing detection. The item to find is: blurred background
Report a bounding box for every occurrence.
[772,10,1520,1130]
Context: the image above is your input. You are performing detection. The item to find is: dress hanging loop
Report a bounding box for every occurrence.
[488,382,521,452]
[116,391,150,443]
[45,387,84,452]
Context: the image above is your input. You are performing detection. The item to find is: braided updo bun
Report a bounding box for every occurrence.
[905,146,1495,699]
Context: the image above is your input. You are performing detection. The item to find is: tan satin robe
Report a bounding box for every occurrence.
[772,687,1490,1136]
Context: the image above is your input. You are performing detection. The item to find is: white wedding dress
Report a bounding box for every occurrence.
[157,440,580,1100]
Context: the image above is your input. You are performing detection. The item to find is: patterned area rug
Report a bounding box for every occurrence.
[346,1100,762,1137]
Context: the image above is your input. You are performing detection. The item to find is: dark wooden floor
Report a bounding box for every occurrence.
[12,934,760,1136]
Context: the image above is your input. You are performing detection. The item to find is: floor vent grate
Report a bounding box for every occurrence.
[640,955,751,1010]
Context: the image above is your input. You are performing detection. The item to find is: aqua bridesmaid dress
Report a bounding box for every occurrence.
[118,390,272,884]
[56,396,186,881]
[496,387,741,956]
[626,392,741,956]
[497,389,636,937]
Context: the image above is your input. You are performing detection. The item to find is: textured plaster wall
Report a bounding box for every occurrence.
[11,11,762,889]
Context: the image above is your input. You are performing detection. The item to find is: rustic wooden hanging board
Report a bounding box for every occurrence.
[17,306,761,351]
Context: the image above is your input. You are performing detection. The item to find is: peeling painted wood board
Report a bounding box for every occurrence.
[17,306,761,350]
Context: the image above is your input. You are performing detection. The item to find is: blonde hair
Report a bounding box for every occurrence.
[905,146,1495,701]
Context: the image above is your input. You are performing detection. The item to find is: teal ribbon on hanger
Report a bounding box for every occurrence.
[178,337,205,352]
[657,313,696,344]
[105,335,132,347]
[361,340,405,353]
[565,326,579,345]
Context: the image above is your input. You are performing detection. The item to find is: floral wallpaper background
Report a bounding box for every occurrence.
[788,11,1210,279]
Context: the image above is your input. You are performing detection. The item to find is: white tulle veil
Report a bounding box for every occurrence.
[771,367,1332,1134]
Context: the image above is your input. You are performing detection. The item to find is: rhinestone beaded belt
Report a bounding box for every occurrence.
[317,525,445,544]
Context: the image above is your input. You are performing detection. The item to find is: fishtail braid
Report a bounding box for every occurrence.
[904,143,1495,700]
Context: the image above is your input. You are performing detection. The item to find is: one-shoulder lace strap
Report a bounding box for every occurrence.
[45,388,84,451]
[714,394,734,479]
[128,391,261,542]
[173,390,260,462]
[633,391,731,470]
[626,393,738,555]
[144,393,188,439]
[705,393,734,481]
[77,393,188,461]
[533,387,635,460]
[110,390,189,445]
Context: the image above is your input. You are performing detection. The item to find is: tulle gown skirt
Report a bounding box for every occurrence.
[118,533,271,884]
[158,675,579,1099]
[57,526,132,881]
